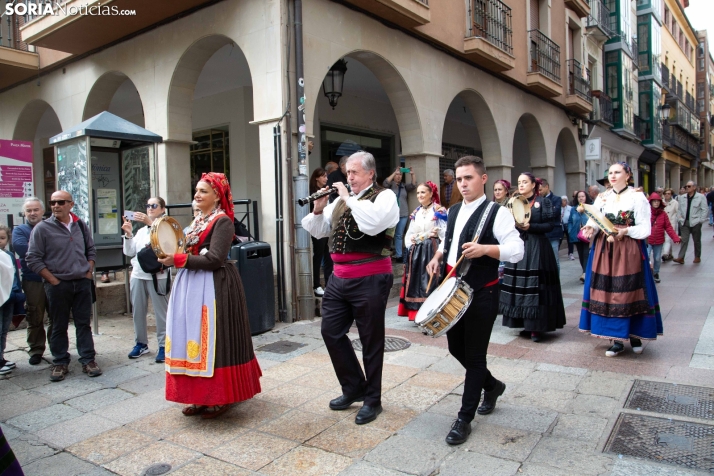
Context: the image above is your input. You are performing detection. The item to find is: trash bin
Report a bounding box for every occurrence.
[230,241,275,335]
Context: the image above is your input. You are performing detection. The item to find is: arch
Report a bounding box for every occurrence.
[167,34,253,141]
[13,99,61,141]
[83,71,144,125]
[556,128,581,174]
[514,113,547,168]
[445,90,501,166]
[308,49,422,154]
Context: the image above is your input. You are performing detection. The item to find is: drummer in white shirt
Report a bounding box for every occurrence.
[121,197,170,363]
[426,156,523,446]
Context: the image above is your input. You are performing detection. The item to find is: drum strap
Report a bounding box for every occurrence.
[458,202,496,278]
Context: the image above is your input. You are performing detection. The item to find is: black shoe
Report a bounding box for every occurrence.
[355,404,382,425]
[329,392,365,410]
[531,332,541,343]
[477,380,506,415]
[29,354,42,365]
[605,341,625,357]
[445,418,472,445]
[653,273,660,283]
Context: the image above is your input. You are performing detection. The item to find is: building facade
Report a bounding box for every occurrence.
[696,30,714,187]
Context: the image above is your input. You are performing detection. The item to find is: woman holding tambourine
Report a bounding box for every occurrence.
[121,197,170,363]
[578,162,661,358]
[499,173,566,342]
[157,173,262,419]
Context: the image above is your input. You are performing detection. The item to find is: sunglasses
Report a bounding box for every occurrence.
[49,200,69,206]
[686,185,694,188]
[146,203,160,209]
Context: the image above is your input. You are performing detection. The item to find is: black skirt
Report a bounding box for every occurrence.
[398,238,439,316]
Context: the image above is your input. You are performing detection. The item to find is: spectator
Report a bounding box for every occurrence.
[561,196,574,260]
[121,197,170,363]
[647,193,679,283]
[706,186,714,226]
[309,167,333,296]
[588,184,601,203]
[0,225,20,375]
[440,169,462,208]
[673,181,708,264]
[324,161,339,176]
[26,191,102,382]
[493,179,510,206]
[661,188,679,261]
[567,191,590,281]
[12,197,49,365]
[538,178,562,272]
[326,156,348,203]
[183,201,200,236]
[679,186,686,195]
[383,167,416,262]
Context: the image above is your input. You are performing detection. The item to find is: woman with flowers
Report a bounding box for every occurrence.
[579,162,661,357]
[397,182,447,321]
[500,173,566,342]
[158,172,262,418]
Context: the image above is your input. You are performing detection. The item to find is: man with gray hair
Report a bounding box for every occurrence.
[440,169,462,208]
[302,151,399,425]
[12,197,49,365]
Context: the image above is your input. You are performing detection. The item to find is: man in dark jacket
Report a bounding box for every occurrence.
[539,178,562,272]
[706,187,714,226]
[12,197,49,365]
[326,156,348,203]
[26,191,102,382]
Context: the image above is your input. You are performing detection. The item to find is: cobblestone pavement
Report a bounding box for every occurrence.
[2,235,714,475]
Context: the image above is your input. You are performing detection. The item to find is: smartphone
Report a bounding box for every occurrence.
[400,167,411,173]
[123,211,136,220]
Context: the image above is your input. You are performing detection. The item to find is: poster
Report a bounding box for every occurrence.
[0,140,34,225]
[97,188,118,235]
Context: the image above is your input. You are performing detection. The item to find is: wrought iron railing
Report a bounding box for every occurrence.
[685,92,695,111]
[0,1,35,52]
[591,93,614,125]
[664,124,701,157]
[414,0,429,5]
[585,0,613,37]
[661,63,670,90]
[529,29,561,83]
[468,0,513,55]
[567,59,591,102]
[676,80,683,101]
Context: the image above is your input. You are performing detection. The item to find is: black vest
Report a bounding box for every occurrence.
[328,186,395,256]
[441,199,501,292]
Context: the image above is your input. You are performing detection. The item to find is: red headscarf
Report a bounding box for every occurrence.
[425,181,440,205]
[199,172,234,222]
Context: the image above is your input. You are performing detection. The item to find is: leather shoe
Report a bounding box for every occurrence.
[445,418,472,445]
[694,257,701,263]
[329,392,365,410]
[672,258,684,264]
[477,380,506,415]
[355,404,382,425]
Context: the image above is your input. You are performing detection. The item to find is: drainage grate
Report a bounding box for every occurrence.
[352,336,411,353]
[257,340,307,354]
[624,379,714,420]
[144,464,172,475]
[604,413,714,472]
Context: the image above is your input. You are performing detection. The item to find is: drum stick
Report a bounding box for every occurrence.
[437,234,479,291]
[425,273,434,293]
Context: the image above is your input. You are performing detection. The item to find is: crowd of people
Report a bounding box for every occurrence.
[2,150,714,446]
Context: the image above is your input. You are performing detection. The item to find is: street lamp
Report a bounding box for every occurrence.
[659,103,671,124]
[322,59,348,110]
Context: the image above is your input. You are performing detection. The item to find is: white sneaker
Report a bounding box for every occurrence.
[0,361,15,375]
[569,253,575,260]
[314,286,325,297]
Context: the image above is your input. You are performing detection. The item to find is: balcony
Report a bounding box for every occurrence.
[585,0,613,41]
[0,13,40,90]
[661,63,670,91]
[20,0,242,55]
[527,29,562,98]
[591,92,614,126]
[341,0,430,29]
[663,124,700,158]
[564,0,590,18]
[464,0,515,71]
[565,59,592,115]
[686,92,695,111]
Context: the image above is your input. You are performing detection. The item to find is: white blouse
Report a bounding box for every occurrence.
[404,204,446,250]
[123,226,169,281]
[588,187,651,240]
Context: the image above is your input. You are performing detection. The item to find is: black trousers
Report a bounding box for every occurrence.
[45,278,96,366]
[311,236,333,289]
[574,241,589,272]
[446,285,500,423]
[321,273,393,406]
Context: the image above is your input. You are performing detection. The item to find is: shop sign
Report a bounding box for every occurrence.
[585,138,601,161]
[0,140,34,221]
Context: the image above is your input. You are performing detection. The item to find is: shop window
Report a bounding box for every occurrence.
[190,128,230,190]
[320,126,394,183]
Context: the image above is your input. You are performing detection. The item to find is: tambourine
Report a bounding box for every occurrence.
[506,194,531,226]
[150,216,185,258]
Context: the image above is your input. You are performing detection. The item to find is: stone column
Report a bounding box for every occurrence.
[682,167,692,185]
[655,157,666,190]
[669,163,681,191]
[565,172,586,197]
[531,166,554,188]
[157,140,193,226]
[403,153,441,212]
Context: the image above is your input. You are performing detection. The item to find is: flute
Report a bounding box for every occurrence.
[297,187,337,206]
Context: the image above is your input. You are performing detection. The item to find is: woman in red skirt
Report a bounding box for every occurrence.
[159,172,262,418]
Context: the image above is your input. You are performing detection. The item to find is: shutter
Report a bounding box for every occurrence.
[530,0,540,31]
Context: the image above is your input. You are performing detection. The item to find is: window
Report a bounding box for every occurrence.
[663,6,670,29]
[699,42,705,58]
[190,128,230,190]
[699,82,705,98]
[701,59,706,71]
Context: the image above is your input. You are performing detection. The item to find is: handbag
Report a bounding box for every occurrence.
[577,227,590,243]
[137,245,171,296]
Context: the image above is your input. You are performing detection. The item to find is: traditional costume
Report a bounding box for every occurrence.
[500,194,566,334]
[398,182,447,321]
[165,172,262,406]
[579,183,662,342]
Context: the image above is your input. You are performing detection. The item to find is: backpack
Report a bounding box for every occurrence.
[137,245,171,296]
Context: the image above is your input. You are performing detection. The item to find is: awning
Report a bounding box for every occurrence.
[50,112,163,145]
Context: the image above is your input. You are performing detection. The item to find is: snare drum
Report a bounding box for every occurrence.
[506,194,531,227]
[150,216,185,259]
[415,277,473,337]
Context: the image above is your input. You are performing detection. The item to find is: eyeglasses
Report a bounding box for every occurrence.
[49,200,69,206]
[686,185,694,188]
[146,203,160,209]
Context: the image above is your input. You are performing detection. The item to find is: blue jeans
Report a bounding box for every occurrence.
[0,301,12,361]
[709,203,713,226]
[549,239,560,273]
[394,216,408,259]
[648,244,663,275]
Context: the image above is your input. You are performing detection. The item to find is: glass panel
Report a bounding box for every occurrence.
[56,138,89,226]
[212,151,225,174]
[122,145,154,235]
[211,131,224,150]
